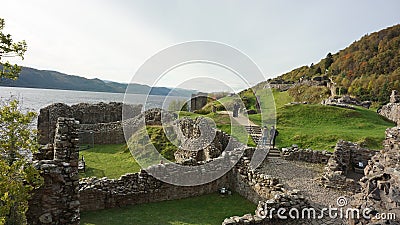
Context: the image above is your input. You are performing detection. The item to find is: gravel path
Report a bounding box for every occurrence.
[258,157,355,224]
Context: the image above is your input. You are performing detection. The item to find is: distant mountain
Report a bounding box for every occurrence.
[270,24,400,104]
[0,67,196,96]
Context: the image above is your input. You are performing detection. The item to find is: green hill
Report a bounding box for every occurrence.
[273,24,400,104]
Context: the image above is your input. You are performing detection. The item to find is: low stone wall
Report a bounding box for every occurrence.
[321,95,371,109]
[350,126,400,224]
[79,168,231,211]
[281,145,332,164]
[320,140,377,191]
[27,118,80,225]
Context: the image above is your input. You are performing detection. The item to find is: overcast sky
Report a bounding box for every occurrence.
[1,0,400,92]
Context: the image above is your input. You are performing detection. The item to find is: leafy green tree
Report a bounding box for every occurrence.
[0,18,27,80]
[0,18,42,225]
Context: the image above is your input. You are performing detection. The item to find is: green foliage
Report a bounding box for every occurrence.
[0,18,27,80]
[0,100,43,225]
[276,24,400,104]
[81,192,255,225]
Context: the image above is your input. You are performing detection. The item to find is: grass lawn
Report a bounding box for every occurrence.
[80,144,141,179]
[80,193,256,225]
[274,104,394,150]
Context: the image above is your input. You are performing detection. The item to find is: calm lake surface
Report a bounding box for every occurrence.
[0,86,188,113]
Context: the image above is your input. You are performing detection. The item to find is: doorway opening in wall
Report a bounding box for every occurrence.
[78,130,94,150]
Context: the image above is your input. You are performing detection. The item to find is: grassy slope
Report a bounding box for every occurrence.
[80,144,140,179]
[81,193,255,225]
[226,89,394,150]
[276,104,393,150]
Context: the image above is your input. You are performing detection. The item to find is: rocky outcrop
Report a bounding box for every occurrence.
[379,90,400,124]
[320,140,377,191]
[350,127,400,225]
[27,118,80,225]
[322,95,372,109]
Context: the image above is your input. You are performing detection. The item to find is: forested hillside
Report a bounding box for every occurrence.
[275,24,400,104]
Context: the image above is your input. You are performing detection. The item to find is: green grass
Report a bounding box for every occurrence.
[204,89,394,151]
[81,193,255,225]
[275,104,394,150]
[80,144,141,179]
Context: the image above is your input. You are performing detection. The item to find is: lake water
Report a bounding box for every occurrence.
[0,86,188,113]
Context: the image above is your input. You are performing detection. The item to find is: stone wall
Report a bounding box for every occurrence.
[222,148,309,225]
[320,140,377,191]
[174,117,230,163]
[350,127,400,225]
[26,118,80,225]
[321,95,372,109]
[190,92,208,112]
[79,161,232,212]
[281,145,332,164]
[37,102,142,144]
[379,90,400,125]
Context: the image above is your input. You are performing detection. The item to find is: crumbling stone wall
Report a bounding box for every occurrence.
[281,145,332,164]
[222,148,309,225]
[37,102,142,144]
[174,117,230,163]
[320,140,377,191]
[322,95,372,109]
[379,90,400,125]
[26,118,80,225]
[350,127,400,225]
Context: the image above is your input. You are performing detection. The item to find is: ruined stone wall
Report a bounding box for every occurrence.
[222,148,309,225]
[378,90,400,125]
[37,102,142,144]
[174,117,231,163]
[27,118,80,225]
[350,127,400,225]
[79,123,243,211]
[320,140,377,191]
[79,165,232,212]
[281,145,332,164]
[321,95,372,109]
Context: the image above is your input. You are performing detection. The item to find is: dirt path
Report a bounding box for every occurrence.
[217,111,257,127]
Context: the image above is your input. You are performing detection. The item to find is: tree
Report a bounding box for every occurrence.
[0,18,27,80]
[0,18,42,225]
[324,52,334,71]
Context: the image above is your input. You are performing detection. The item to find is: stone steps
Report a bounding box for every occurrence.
[268,148,281,158]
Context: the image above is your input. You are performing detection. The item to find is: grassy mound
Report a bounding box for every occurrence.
[275,104,394,150]
[81,193,255,225]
